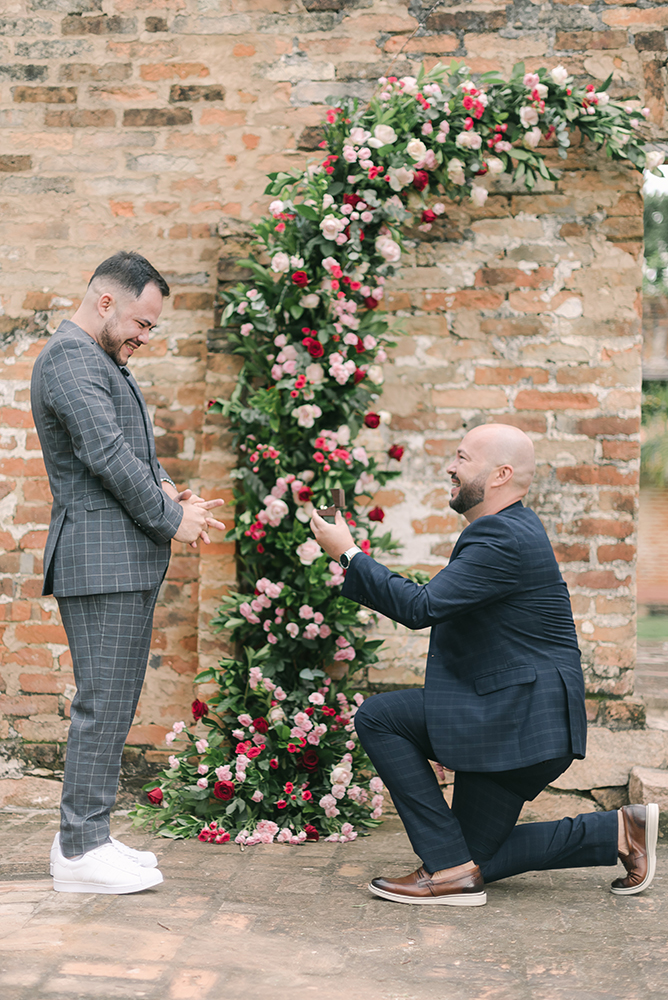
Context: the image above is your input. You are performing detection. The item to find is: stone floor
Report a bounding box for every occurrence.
[0,809,665,1000]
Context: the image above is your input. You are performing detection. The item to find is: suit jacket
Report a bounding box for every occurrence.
[342,501,587,772]
[30,320,183,597]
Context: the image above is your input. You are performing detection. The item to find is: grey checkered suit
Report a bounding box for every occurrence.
[31,320,184,855]
[344,503,618,878]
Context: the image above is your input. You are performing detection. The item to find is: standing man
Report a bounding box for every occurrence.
[311,423,658,906]
[31,251,225,894]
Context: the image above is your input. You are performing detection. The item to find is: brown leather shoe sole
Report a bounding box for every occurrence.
[611,802,659,896]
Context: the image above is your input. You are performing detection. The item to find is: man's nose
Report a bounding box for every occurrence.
[137,329,150,344]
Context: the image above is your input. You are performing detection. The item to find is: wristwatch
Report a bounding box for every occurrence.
[339,545,362,569]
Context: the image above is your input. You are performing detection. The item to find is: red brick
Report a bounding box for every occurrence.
[411,514,460,534]
[601,439,640,460]
[233,43,256,57]
[569,518,634,539]
[475,267,553,288]
[140,63,209,81]
[13,87,77,104]
[23,480,52,502]
[555,367,604,385]
[14,623,68,645]
[19,529,49,549]
[3,648,52,669]
[574,571,631,590]
[172,292,214,310]
[18,579,47,599]
[13,504,52,524]
[490,414,548,433]
[599,491,637,514]
[577,417,638,437]
[515,390,598,410]
[0,694,58,716]
[423,289,505,311]
[597,543,636,563]
[45,109,116,127]
[475,367,548,385]
[556,465,638,486]
[20,673,74,694]
[553,543,590,562]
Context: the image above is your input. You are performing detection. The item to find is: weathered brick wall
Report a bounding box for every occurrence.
[638,488,668,612]
[1,0,664,778]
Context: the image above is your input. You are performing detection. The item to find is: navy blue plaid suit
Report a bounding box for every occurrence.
[343,502,618,879]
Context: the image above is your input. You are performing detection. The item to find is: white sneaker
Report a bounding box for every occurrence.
[52,840,163,894]
[50,832,158,875]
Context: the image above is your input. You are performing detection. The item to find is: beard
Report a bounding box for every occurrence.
[449,470,488,514]
[97,316,125,366]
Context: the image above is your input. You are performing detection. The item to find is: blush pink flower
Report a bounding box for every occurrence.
[309,692,325,705]
[195,738,209,754]
[238,713,253,727]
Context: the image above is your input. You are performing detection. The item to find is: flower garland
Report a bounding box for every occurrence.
[131,60,659,847]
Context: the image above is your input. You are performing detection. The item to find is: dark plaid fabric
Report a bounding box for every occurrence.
[355,688,617,877]
[30,320,182,596]
[58,586,161,855]
[342,501,587,772]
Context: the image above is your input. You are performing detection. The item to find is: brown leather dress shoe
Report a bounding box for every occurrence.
[369,864,486,906]
[611,803,659,895]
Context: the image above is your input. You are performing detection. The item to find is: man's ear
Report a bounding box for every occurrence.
[97,292,114,317]
[493,463,514,487]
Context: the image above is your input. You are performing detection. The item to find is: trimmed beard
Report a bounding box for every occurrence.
[449,470,487,514]
[97,316,124,366]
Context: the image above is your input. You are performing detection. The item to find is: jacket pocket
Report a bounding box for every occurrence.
[474,665,537,696]
[83,494,118,511]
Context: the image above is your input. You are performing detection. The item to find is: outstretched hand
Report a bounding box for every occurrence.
[310,509,355,560]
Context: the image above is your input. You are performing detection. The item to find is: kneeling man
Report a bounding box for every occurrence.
[311,423,657,906]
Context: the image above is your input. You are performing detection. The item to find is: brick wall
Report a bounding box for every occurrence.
[1,0,663,776]
[638,488,668,611]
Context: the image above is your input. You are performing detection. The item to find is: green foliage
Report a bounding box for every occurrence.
[642,380,668,487]
[644,194,668,297]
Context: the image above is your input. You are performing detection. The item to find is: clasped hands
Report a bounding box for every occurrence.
[165,484,226,549]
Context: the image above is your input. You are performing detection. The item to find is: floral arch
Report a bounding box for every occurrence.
[132,61,660,845]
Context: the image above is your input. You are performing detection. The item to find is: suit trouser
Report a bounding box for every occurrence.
[354,689,619,881]
[56,586,161,857]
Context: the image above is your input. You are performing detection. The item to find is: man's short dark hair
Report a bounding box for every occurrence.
[89,251,170,299]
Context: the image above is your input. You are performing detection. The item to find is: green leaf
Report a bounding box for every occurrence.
[295,203,321,222]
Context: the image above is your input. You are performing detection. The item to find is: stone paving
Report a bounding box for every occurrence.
[0,809,666,1000]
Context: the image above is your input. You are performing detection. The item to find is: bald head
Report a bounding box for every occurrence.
[446,423,535,522]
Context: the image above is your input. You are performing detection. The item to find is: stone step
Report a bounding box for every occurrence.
[628,765,668,811]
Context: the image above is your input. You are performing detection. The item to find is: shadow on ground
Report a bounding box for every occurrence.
[0,810,665,1000]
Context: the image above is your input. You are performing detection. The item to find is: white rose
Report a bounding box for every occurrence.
[367,123,398,148]
[357,608,372,625]
[375,235,401,263]
[486,156,504,174]
[524,126,542,149]
[268,706,286,724]
[300,293,320,308]
[468,132,482,150]
[387,165,414,191]
[269,200,284,217]
[349,126,371,146]
[470,184,488,207]
[320,214,346,240]
[366,365,384,385]
[399,76,419,96]
[293,403,322,428]
[550,65,569,87]
[520,106,539,128]
[264,498,289,526]
[535,83,548,99]
[336,424,351,445]
[406,138,427,161]
[447,157,465,185]
[296,539,322,565]
[305,362,325,384]
[646,150,665,171]
[596,92,610,107]
[456,131,473,149]
[323,194,335,209]
[271,251,290,273]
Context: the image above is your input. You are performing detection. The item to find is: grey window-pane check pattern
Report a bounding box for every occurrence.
[342,501,588,773]
[30,320,183,854]
[30,320,183,597]
[58,586,160,856]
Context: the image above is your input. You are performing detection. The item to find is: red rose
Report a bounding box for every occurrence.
[298,486,313,502]
[246,747,261,758]
[270,758,279,769]
[299,748,320,771]
[321,705,336,717]
[147,787,163,805]
[235,740,251,754]
[287,743,297,753]
[191,698,209,720]
[302,790,313,801]
[291,271,309,287]
[214,780,235,800]
[421,209,437,224]
[355,337,365,354]
[302,336,324,358]
[304,824,319,841]
[388,444,404,461]
[364,412,380,429]
[276,799,287,809]
[304,706,314,716]
[343,193,358,206]
[360,538,371,554]
[369,506,385,522]
[353,368,366,384]
[285,781,294,793]
[252,716,269,734]
[412,170,429,191]
[364,296,379,310]
[257,543,265,553]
